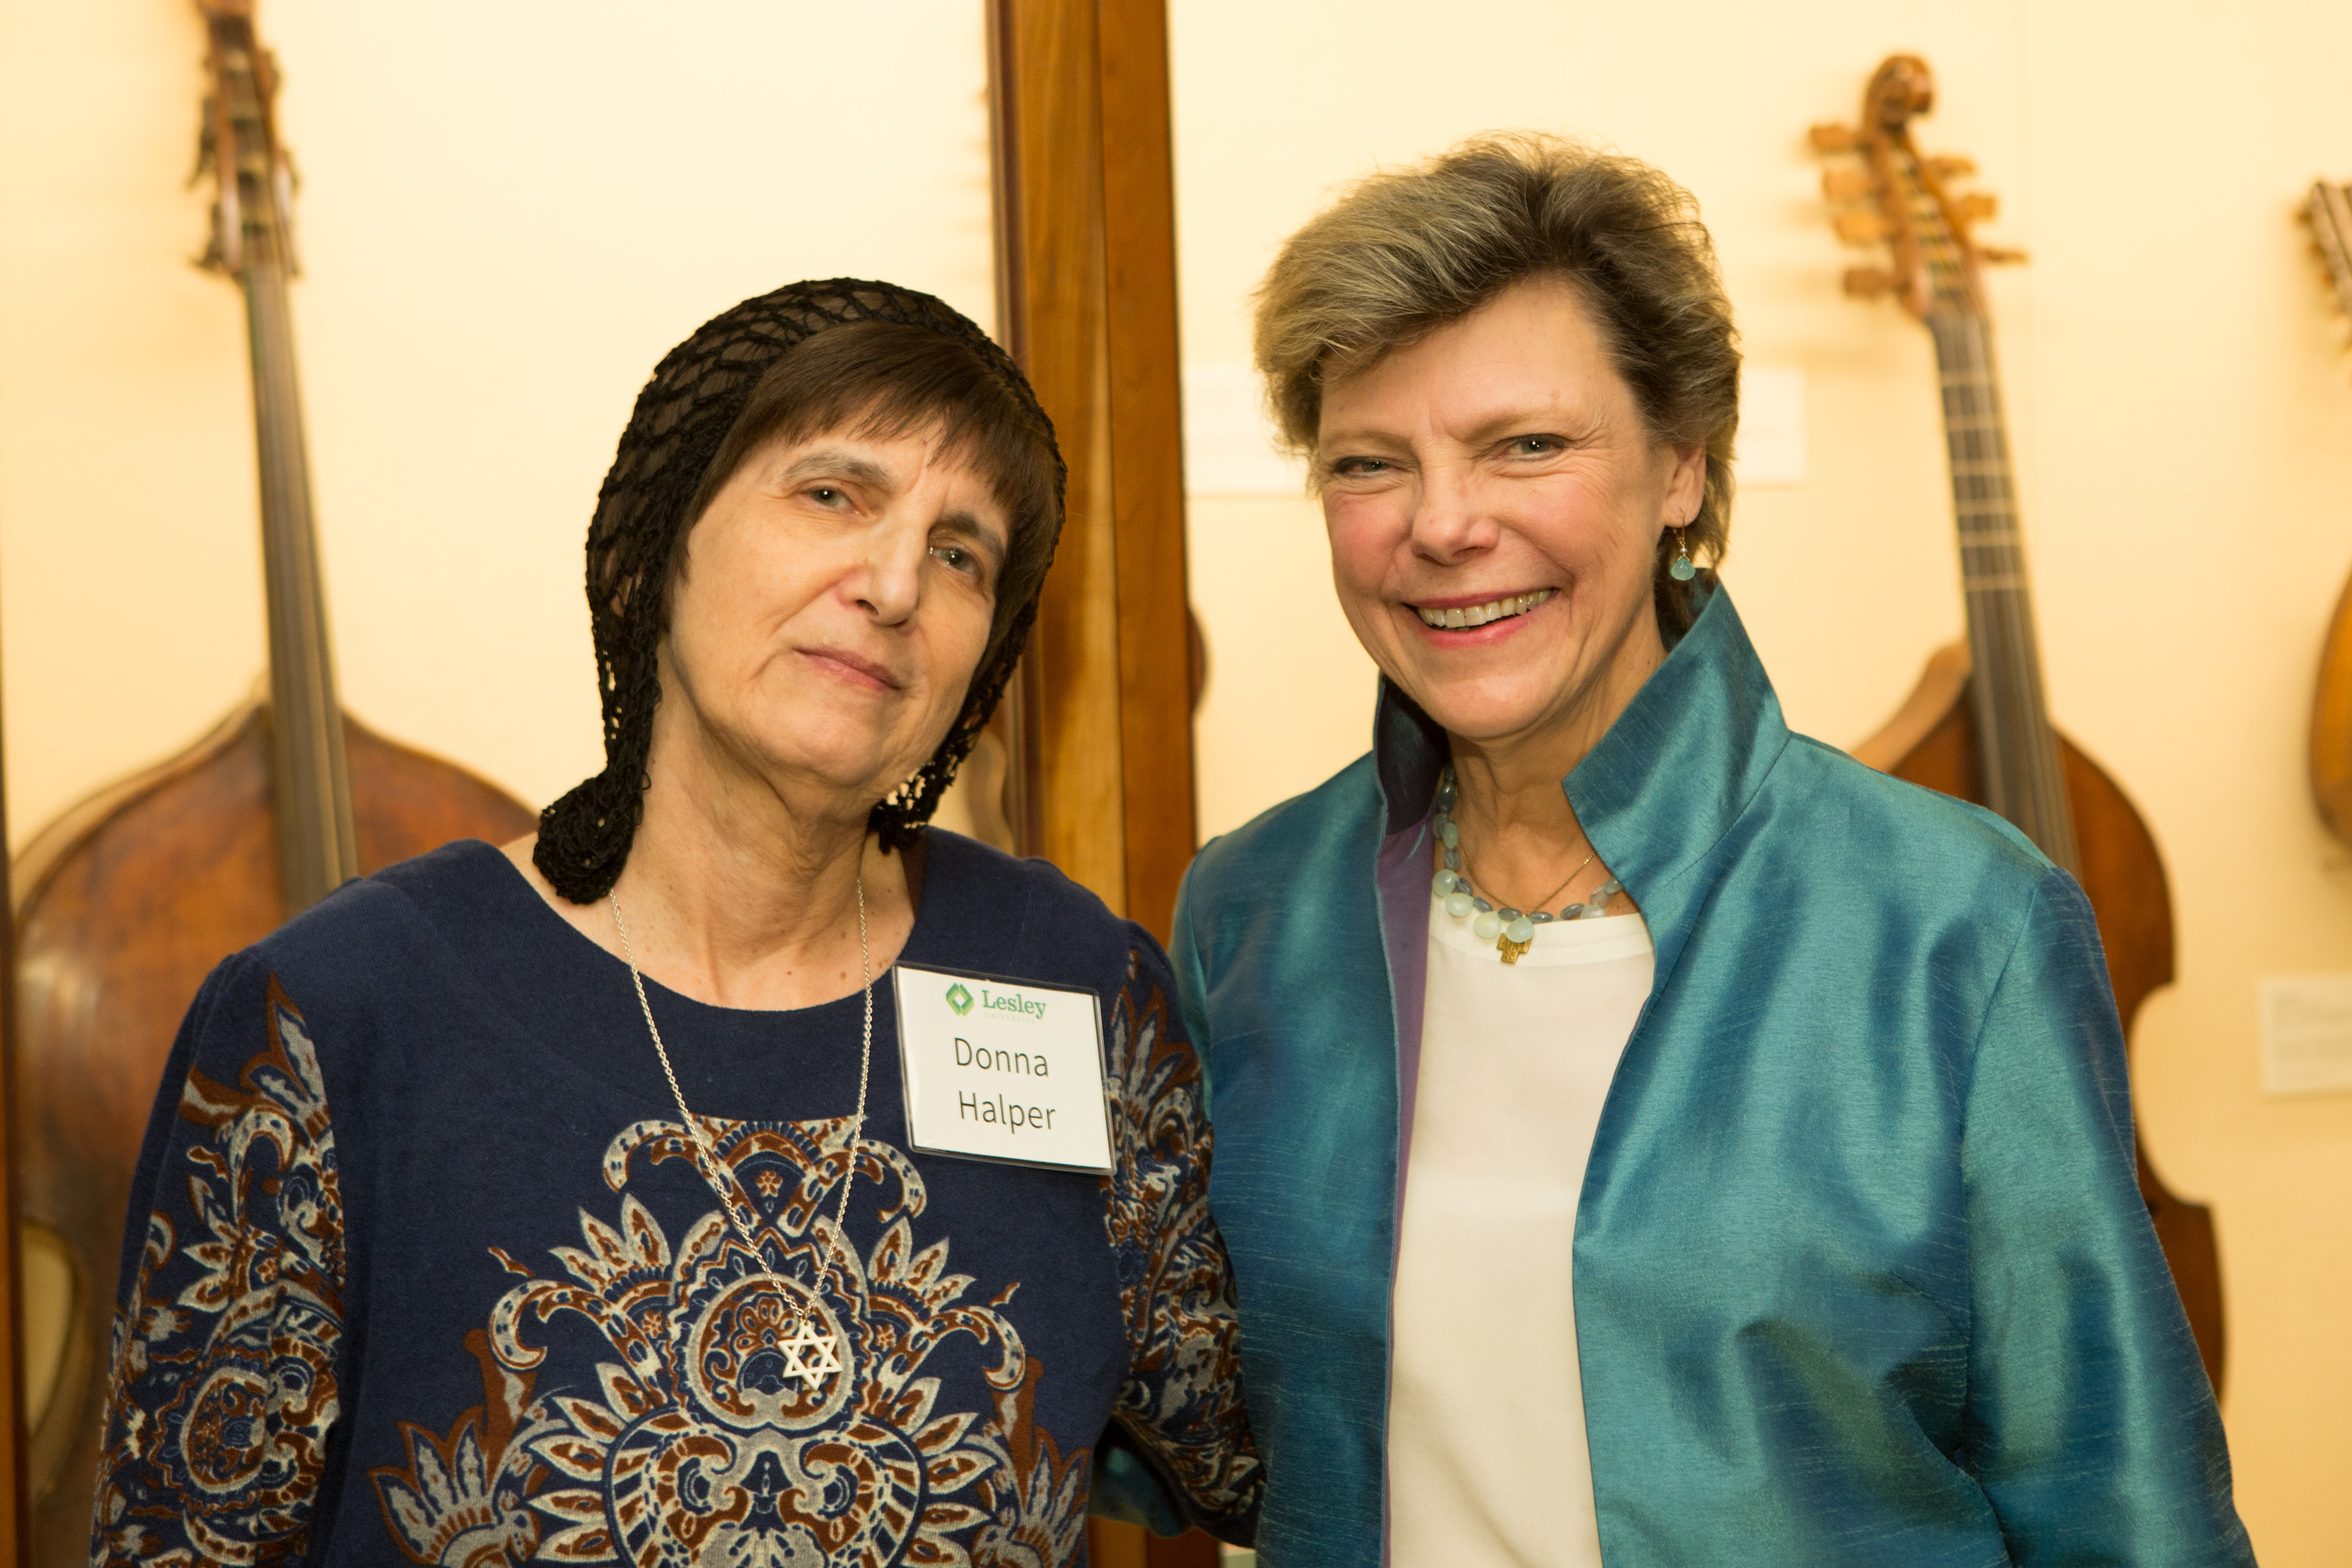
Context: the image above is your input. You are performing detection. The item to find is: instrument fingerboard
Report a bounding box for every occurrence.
[1816,56,2082,876]
[1899,147,2078,874]
[197,0,361,912]
[1926,311,2080,877]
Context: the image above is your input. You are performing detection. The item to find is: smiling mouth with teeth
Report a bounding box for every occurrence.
[1413,589,1555,630]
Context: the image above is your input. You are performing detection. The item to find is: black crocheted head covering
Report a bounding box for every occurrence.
[533,278,1065,904]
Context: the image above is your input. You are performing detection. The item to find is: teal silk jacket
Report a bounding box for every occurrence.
[1170,586,2252,1566]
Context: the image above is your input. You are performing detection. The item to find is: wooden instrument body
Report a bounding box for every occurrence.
[1819,55,2224,1392]
[2304,180,2352,840]
[16,705,532,1560]
[1860,655,2224,1388]
[2312,572,2352,840]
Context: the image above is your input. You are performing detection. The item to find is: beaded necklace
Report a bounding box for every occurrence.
[1430,765,1623,964]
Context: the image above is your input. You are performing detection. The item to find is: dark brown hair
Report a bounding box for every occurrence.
[534,280,1064,903]
[675,319,1061,659]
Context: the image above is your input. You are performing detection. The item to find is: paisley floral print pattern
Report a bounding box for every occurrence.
[370,1112,1071,1566]
[94,939,1258,1567]
[1096,956,1259,1519]
[93,978,347,1566]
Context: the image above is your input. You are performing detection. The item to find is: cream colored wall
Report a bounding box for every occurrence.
[1174,1,2352,1559]
[0,0,996,850]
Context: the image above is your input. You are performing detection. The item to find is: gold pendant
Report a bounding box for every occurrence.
[1497,934,1531,965]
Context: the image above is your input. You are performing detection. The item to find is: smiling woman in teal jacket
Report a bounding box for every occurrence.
[1170,134,2251,1566]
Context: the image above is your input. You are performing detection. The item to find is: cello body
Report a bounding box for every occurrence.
[15,706,534,1563]
[1857,652,2225,1389]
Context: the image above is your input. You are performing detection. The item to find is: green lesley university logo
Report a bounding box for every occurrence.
[942,981,1049,1021]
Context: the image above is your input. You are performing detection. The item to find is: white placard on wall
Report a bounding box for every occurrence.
[2260,975,2352,1095]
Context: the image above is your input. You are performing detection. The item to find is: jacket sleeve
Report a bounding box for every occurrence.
[91,953,350,1566]
[1171,857,1218,1099]
[1087,931,1263,1544]
[1961,870,2253,1565]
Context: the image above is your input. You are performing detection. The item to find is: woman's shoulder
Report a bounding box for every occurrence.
[1770,732,2059,902]
[1186,753,1383,899]
[265,834,514,943]
[921,826,1114,918]
[916,828,1156,985]
[238,838,530,1007]
[152,841,534,1127]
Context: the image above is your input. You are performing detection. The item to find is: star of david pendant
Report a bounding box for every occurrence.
[777,1316,843,1387]
[682,1269,856,1430]
[739,1271,843,1388]
[1497,934,1532,964]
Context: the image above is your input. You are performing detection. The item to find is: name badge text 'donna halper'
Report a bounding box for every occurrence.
[891,966,1114,1172]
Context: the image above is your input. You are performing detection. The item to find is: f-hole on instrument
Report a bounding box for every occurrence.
[1816,53,2227,1391]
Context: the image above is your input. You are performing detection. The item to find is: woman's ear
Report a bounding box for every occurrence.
[1663,442,1708,526]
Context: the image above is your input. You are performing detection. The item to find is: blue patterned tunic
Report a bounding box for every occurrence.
[93,833,1259,1566]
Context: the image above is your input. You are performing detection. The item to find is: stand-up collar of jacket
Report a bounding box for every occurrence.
[1370,576,1787,1032]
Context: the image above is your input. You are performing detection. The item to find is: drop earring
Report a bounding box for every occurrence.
[1668,527,1697,583]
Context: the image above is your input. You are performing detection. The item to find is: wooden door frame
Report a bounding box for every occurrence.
[988,0,1197,946]
[989,5,1218,1563]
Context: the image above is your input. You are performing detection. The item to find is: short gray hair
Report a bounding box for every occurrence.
[1254,132,1740,627]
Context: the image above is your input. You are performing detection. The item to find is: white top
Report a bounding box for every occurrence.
[1388,892,1655,1566]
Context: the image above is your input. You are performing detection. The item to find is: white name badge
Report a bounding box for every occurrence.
[891,964,1114,1174]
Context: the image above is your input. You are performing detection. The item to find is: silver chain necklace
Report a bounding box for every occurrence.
[608,877,875,1381]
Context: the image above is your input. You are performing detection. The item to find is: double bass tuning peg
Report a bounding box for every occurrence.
[1842,267,1898,298]
[1821,168,1871,202]
[1834,210,1889,245]
[1809,122,1858,153]
[1953,191,1999,224]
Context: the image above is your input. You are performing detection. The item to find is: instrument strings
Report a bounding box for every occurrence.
[1909,158,2082,876]
[211,22,361,910]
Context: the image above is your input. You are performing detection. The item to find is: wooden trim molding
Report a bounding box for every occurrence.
[1097,0,1197,943]
[989,4,1217,1559]
[989,0,1197,943]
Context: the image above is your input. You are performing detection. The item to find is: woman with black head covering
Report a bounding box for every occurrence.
[91,281,1261,1566]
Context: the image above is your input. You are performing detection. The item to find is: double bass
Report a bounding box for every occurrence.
[13,4,535,1558]
[1812,55,2226,1389]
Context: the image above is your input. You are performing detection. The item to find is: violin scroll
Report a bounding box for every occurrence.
[1809,53,2024,324]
